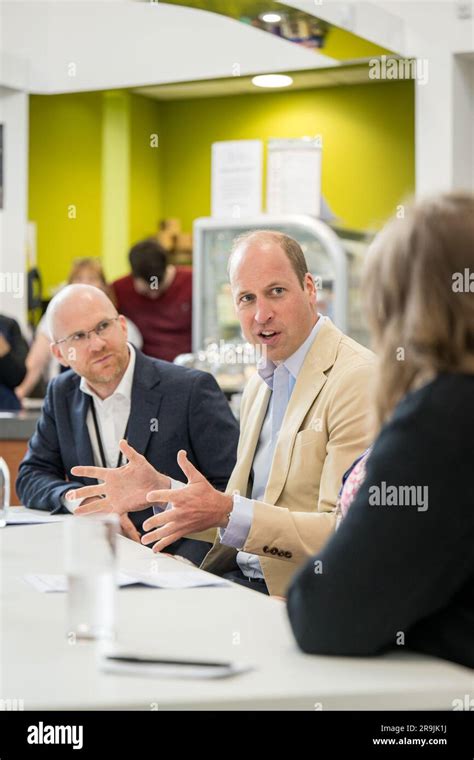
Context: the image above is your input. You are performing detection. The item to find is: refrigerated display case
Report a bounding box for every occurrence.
[192,214,372,354]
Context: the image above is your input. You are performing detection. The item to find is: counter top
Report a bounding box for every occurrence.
[0,411,40,440]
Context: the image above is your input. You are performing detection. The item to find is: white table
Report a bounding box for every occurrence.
[1,518,472,710]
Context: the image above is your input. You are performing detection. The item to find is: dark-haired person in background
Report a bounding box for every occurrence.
[0,315,28,411]
[112,238,192,362]
[286,193,474,670]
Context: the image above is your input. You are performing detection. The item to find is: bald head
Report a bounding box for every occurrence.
[48,284,117,341]
[49,284,130,397]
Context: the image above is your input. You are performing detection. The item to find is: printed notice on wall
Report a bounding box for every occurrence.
[211,140,263,218]
[266,137,322,216]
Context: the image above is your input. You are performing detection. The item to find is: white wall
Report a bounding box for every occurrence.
[453,54,474,191]
[0,88,28,328]
[379,1,474,195]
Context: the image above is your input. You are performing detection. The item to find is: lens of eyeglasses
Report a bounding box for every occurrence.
[96,319,114,336]
[66,319,116,346]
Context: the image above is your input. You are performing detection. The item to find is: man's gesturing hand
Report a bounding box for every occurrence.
[119,514,142,543]
[68,439,171,516]
[141,450,233,553]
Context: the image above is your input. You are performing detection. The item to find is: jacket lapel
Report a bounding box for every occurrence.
[68,385,94,472]
[263,319,342,504]
[227,380,270,497]
[126,351,162,456]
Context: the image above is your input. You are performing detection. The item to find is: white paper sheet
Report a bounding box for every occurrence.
[267,137,322,216]
[132,569,230,589]
[24,570,230,593]
[23,573,138,593]
[7,511,64,525]
[211,139,263,218]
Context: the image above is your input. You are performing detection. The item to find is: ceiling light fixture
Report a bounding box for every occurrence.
[252,74,293,88]
[259,13,282,23]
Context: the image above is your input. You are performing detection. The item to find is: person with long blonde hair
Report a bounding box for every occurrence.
[286,193,474,669]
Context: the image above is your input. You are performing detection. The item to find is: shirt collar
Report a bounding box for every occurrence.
[258,315,326,388]
[80,343,136,404]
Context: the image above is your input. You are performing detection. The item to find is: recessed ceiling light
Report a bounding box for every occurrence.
[252,74,293,89]
[259,13,282,23]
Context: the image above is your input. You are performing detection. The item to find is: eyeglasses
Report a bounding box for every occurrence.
[54,317,120,348]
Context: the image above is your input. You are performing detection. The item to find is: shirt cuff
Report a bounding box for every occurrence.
[61,489,84,514]
[152,478,185,514]
[219,495,254,550]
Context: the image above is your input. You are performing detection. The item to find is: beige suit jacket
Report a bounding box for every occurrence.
[200,318,375,596]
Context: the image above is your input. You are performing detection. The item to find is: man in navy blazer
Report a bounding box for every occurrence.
[16,284,239,563]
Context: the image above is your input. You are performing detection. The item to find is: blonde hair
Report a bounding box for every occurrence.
[365,193,474,427]
[67,257,106,286]
[67,257,117,307]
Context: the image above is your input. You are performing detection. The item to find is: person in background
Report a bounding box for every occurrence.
[286,193,474,670]
[112,238,192,362]
[0,315,28,411]
[15,258,142,402]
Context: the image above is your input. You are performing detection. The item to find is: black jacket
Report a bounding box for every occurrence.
[287,373,474,670]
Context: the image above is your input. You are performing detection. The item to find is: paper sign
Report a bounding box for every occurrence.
[211,140,263,218]
[267,137,322,216]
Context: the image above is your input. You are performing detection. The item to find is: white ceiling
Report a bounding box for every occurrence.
[0,0,339,94]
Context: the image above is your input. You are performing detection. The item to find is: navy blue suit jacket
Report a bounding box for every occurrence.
[17,350,239,562]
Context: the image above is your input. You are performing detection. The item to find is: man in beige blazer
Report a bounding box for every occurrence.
[73,231,374,597]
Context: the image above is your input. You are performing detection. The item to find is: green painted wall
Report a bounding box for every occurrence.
[159,79,415,232]
[129,94,162,257]
[101,91,131,282]
[29,92,103,296]
[29,91,162,295]
[29,79,414,294]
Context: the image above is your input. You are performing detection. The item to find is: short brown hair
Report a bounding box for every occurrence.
[228,230,308,288]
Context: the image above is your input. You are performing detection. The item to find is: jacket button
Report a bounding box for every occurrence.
[285,551,292,558]
[278,550,285,557]
[263,545,269,553]
[270,547,278,555]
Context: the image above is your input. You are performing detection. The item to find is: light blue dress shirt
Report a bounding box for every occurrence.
[220,315,327,579]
